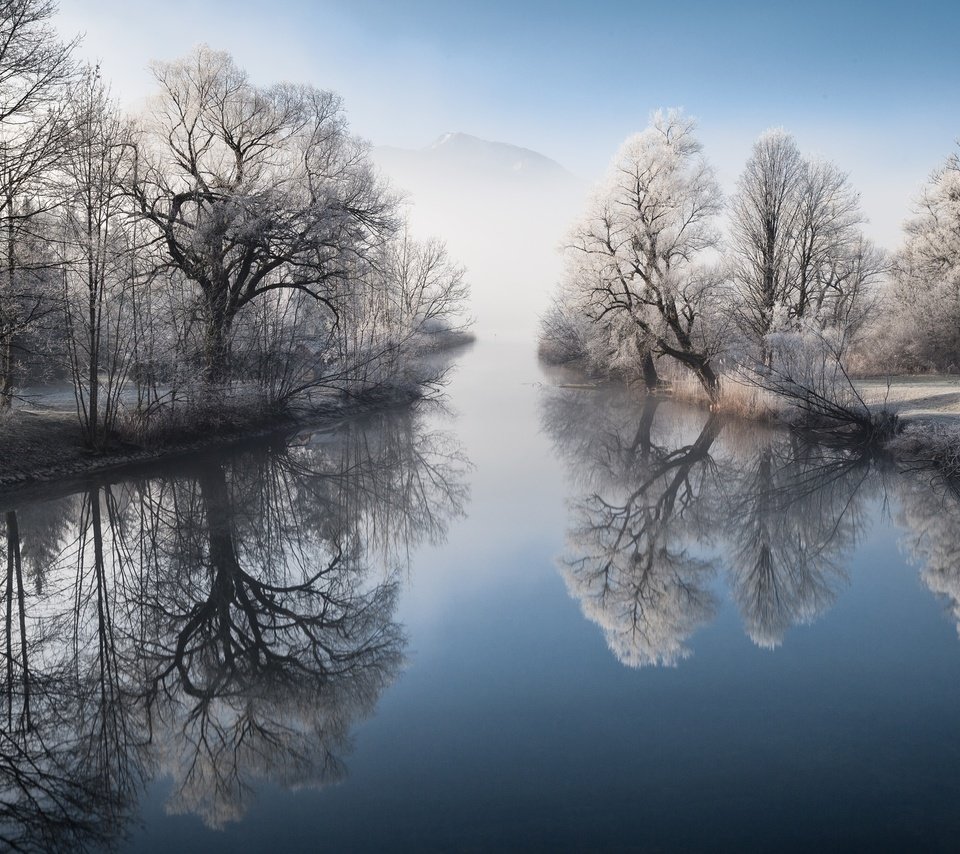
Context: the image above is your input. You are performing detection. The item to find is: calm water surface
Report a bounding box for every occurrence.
[3,336,960,852]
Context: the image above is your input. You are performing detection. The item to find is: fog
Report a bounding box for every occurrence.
[373,132,587,341]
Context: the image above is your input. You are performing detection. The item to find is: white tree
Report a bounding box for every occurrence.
[730,129,884,364]
[0,0,77,407]
[549,109,726,399]
[329,231,469,397]
[878,143,960,371]
[131,46,398,385]
[57,67,139,447]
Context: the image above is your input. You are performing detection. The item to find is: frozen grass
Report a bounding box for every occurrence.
[0,399,292,490]
[116,387,282,446]
[0,380,422,491]
[888,421,960,479]
[666,373,786,422]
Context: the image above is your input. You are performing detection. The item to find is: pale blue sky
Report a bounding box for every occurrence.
[56,0,960,248]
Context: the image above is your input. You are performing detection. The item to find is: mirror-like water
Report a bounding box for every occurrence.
[3,336,960,852]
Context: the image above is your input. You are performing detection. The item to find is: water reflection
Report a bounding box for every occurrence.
[897,474,960,637]
[543,393,721,666]
[543,386,884,664]
[0,408,467,850]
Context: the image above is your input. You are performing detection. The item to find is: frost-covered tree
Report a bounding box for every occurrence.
[131,45,398,384]
[56,68,140,447]
[730,129,884,364]
[876,143,960,371]
[543,110,726,399]
[729,130,803,352]
[0,0,77,407]
[329,231,469,397]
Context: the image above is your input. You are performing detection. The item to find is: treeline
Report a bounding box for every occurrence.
[540,108,960,410]
[0,1,469,449]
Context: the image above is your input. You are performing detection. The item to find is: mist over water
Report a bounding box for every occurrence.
[372,132,586,340]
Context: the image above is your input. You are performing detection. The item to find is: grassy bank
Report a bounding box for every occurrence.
[0,387,424,493]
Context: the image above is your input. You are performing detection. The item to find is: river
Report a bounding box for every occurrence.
[2,332,960,851]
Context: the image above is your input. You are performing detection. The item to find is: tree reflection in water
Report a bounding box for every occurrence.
[0,407,467,849]
[542,386,883,665]
[544,392,722,667]
[897,473,960,637]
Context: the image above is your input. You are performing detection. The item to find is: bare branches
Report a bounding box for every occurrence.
[729,129,884,364]
[874,143,960,372]
[0,0,77,408]
[132,46,402,385]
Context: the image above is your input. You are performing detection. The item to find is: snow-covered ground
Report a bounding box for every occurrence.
[859,376,960,423]
[13,382,78,411]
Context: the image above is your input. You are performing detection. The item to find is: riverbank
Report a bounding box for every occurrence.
[0,337,475,493]
[546,358,960,483]
[0,389,424,495]
[661,371,960,425]
[857,375,960,424]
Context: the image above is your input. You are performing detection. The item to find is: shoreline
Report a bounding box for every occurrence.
[543,359,960,482]
[0,391,421,502]
[0,337,476,499]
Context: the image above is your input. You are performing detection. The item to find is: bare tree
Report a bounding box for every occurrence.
[131,45,398,385]
[729,130,804,356]
[57,67,140,447]
[730,129,885,364]
[875,142,960,371]
[0,0,77,407]
[327,231,469,399]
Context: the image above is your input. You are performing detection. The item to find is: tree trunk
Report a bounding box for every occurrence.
[87,299,100,447]
[691,357,720,403]
[204,312,232,386]
[86,214,100,447]
[2,205,15,410]
[0,338,13,409]
[642,351,660,391]
[696,359,721,403]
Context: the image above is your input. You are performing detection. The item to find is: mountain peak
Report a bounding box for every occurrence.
[430,131,461,148]
[373,133,582,195]
[413,132,575,181]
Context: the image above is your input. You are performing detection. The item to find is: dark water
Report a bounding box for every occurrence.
[3,337,960,852]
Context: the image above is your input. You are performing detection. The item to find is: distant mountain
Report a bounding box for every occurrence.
[370,133,587,339]
[373,132,580,191]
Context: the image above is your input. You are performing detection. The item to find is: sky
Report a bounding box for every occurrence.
[55,0,960,250]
